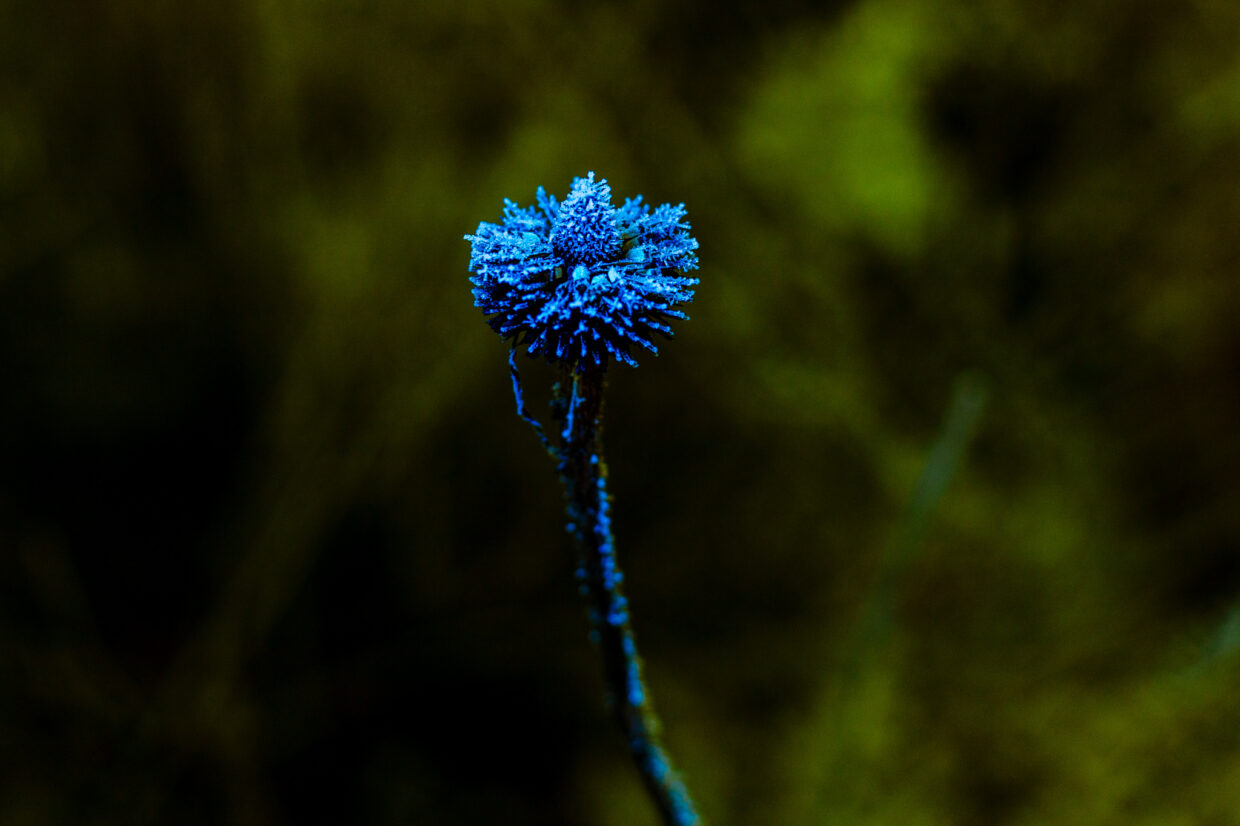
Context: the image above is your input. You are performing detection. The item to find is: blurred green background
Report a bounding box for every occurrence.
[2,0,1239,823]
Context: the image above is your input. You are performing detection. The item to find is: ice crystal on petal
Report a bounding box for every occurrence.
[466,172,699,369]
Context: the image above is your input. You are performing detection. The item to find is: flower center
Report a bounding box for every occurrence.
[550,172,622,267]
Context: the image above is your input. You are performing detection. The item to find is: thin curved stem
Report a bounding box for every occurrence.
[552,365,702,826]
[508,345,556,459]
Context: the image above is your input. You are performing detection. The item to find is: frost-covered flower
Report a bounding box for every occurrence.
[466,172,700,368]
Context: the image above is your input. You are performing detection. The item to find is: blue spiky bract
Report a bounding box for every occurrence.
[466,172,700,369]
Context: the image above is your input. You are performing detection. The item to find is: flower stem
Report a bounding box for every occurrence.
[553,364,702,826]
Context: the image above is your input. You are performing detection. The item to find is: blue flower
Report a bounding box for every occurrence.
[466,172,700,368]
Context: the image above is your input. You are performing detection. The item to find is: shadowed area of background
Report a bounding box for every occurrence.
[2,0,1239,823]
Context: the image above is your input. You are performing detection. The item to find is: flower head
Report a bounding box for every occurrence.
[466,172,699,368]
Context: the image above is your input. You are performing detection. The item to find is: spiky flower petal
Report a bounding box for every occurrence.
[466,172,699,369]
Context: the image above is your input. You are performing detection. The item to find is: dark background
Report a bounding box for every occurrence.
[3,1,1239,823]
